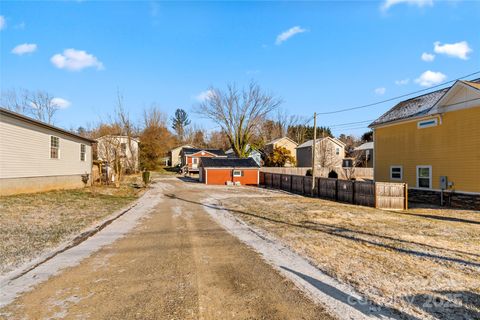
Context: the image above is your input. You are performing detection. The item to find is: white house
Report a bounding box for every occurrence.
[96,135,140,173]
[225,144,262,166]
[169,144,194,167]
[0,107,95,195]
[296,137,346,168]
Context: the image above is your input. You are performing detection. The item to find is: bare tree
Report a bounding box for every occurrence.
[343,149,363,180]
[114,91,139,174]
[316,138,342,169]
[0,89,29,114]
[1,88,61,124]
[197,82,281,157]
[28,91,59,124]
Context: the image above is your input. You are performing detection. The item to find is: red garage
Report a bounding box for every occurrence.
[199,158,260,186]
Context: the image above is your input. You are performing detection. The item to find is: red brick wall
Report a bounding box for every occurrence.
[205,169,259,185]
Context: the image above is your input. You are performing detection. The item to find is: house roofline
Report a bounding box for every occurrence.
[0,107,96,144]
[265,136,298,146]
[202,166,260,169]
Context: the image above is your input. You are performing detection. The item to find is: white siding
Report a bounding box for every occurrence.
[96,136,140,171]
[0,115,92,179]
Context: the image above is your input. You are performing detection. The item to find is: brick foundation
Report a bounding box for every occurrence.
[408,189,480,211]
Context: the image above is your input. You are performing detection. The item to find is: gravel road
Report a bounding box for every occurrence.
[0,178,334,320]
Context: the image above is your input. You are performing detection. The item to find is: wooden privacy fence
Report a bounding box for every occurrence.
[260,172,407,210]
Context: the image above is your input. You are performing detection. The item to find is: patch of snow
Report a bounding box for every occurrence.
[203,194,403,320]
[0,185,164,308]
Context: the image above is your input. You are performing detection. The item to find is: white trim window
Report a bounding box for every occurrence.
[233,170,243,177]
[50,136,60,159]
[192,157,198,164]
[80,144,86,161]
[417,118,438,129]
[417,165,432,189]
[390,166,402,180]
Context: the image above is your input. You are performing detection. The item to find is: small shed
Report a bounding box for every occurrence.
[199,157,260,186]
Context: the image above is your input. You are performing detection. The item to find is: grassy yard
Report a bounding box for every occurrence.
[220,194,480,319]
[0,181,140,276]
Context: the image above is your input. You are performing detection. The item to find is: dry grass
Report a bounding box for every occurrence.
[0,181,139,276]
[220,194,480,319]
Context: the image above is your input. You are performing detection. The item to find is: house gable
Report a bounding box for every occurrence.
[432,80,480,114]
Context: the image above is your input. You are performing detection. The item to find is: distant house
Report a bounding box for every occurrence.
[96,135,140,173]
[169,144,194,167]
[0,107,95,195]
[353,142,374,168]
[180,148,226,173]
[296,137,346,168]
[199,157,260,185]
[264,137,298,166]
[369,79,480,209]
[225,145,262,166]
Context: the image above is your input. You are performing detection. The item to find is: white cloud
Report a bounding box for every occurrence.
[433,41,472,60]
[50,49,104,71]
[246,69,260,75]
[421,52,435,62]
[374,87,386,95]
[14,22,26,30]
[275,26,307,45]
[415,70,446,87]
[0,16,5,30]
[11,43,37,55]
[195,90,214,102]
[395,78,410,85]
[381,0,433,11]
[51,97,71,109]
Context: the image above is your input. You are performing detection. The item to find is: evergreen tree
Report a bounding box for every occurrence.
[171,108,191,142]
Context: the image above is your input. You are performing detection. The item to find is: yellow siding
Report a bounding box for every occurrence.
[374,106,480,193]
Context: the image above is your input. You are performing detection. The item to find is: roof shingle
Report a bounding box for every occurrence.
[200,157,259,168]
[369,78,480,127]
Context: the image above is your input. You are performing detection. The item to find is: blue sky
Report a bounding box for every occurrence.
[1,0,479,136]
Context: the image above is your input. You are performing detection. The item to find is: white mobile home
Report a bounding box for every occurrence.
[0,108,95,195]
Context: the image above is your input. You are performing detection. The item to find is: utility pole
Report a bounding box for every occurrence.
[311,112,317,196]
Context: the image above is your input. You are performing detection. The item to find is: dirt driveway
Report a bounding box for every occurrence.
[0,178,333,320]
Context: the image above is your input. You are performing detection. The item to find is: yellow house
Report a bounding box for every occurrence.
[370,79,480,209]
[264,136,298,167]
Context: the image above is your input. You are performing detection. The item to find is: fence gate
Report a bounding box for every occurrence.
[375,182,407,210]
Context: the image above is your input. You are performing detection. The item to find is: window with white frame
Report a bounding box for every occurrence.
[192,157,198,164]
[336,147,340,155]
[80,144,86,161]
[233,170,242,177]
[417,118,438,129]
[50,136,60,159]
[417,166,432,189]
[390,166,402,180]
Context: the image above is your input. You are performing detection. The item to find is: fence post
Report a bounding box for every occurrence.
[290,175,293,192]
[374,182,377,208]
[352,180,355,204]
[335,179,338,201]
[302,176,305,195]
[404,183,408,210]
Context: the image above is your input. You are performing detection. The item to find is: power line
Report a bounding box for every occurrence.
[331,125,371,131]
[328,119,374,128]
[331,96,480,132]
[315,71,480,115]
